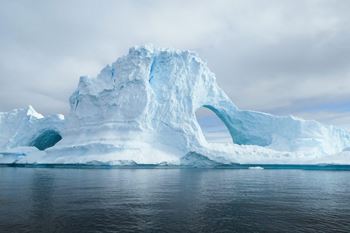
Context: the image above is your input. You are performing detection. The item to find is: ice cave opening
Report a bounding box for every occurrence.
[29,129,62,151]
[196,106,233,144]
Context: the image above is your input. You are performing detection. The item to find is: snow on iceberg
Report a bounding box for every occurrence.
[0,106,64,151]
[1,45,350,165]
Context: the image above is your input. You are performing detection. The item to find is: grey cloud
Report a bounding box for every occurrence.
[0,0,349,128]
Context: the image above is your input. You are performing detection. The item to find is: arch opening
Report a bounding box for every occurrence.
[29,129,62,151]
[195,106,233,144]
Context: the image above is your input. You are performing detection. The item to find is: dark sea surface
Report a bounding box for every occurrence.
[1,167,350,233]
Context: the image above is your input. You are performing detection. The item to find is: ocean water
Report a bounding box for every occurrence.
[0,167,350,233]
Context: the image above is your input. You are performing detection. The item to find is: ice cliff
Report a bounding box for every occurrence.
[1,46,350,165]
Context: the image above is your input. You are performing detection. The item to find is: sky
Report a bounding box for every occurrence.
[0,0,350,128]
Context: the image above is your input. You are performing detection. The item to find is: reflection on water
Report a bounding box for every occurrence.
[0,168,350,233]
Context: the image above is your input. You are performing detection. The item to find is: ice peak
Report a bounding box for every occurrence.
[127,44,202,62]
[26,105,44,119]
[128,44,155,55]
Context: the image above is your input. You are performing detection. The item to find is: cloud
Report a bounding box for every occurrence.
[0,0,349,128]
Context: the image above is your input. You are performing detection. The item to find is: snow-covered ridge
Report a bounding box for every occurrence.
[1,45,350,165]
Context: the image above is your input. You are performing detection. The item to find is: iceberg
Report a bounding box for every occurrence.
[1,45,350,165]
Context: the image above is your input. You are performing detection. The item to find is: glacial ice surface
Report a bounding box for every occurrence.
[1,45,350,165]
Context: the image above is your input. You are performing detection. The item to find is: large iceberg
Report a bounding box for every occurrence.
[1,46,350,165]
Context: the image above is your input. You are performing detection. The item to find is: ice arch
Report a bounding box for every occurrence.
[201,104,271,146]
[201,105,236,144]
[202,104,275,147]
[196,106,233,143]
[29,129,62,151]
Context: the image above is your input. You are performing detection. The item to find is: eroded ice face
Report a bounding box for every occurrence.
[116,82,148,119]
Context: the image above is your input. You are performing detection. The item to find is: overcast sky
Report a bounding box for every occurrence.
[0,0,349,128]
